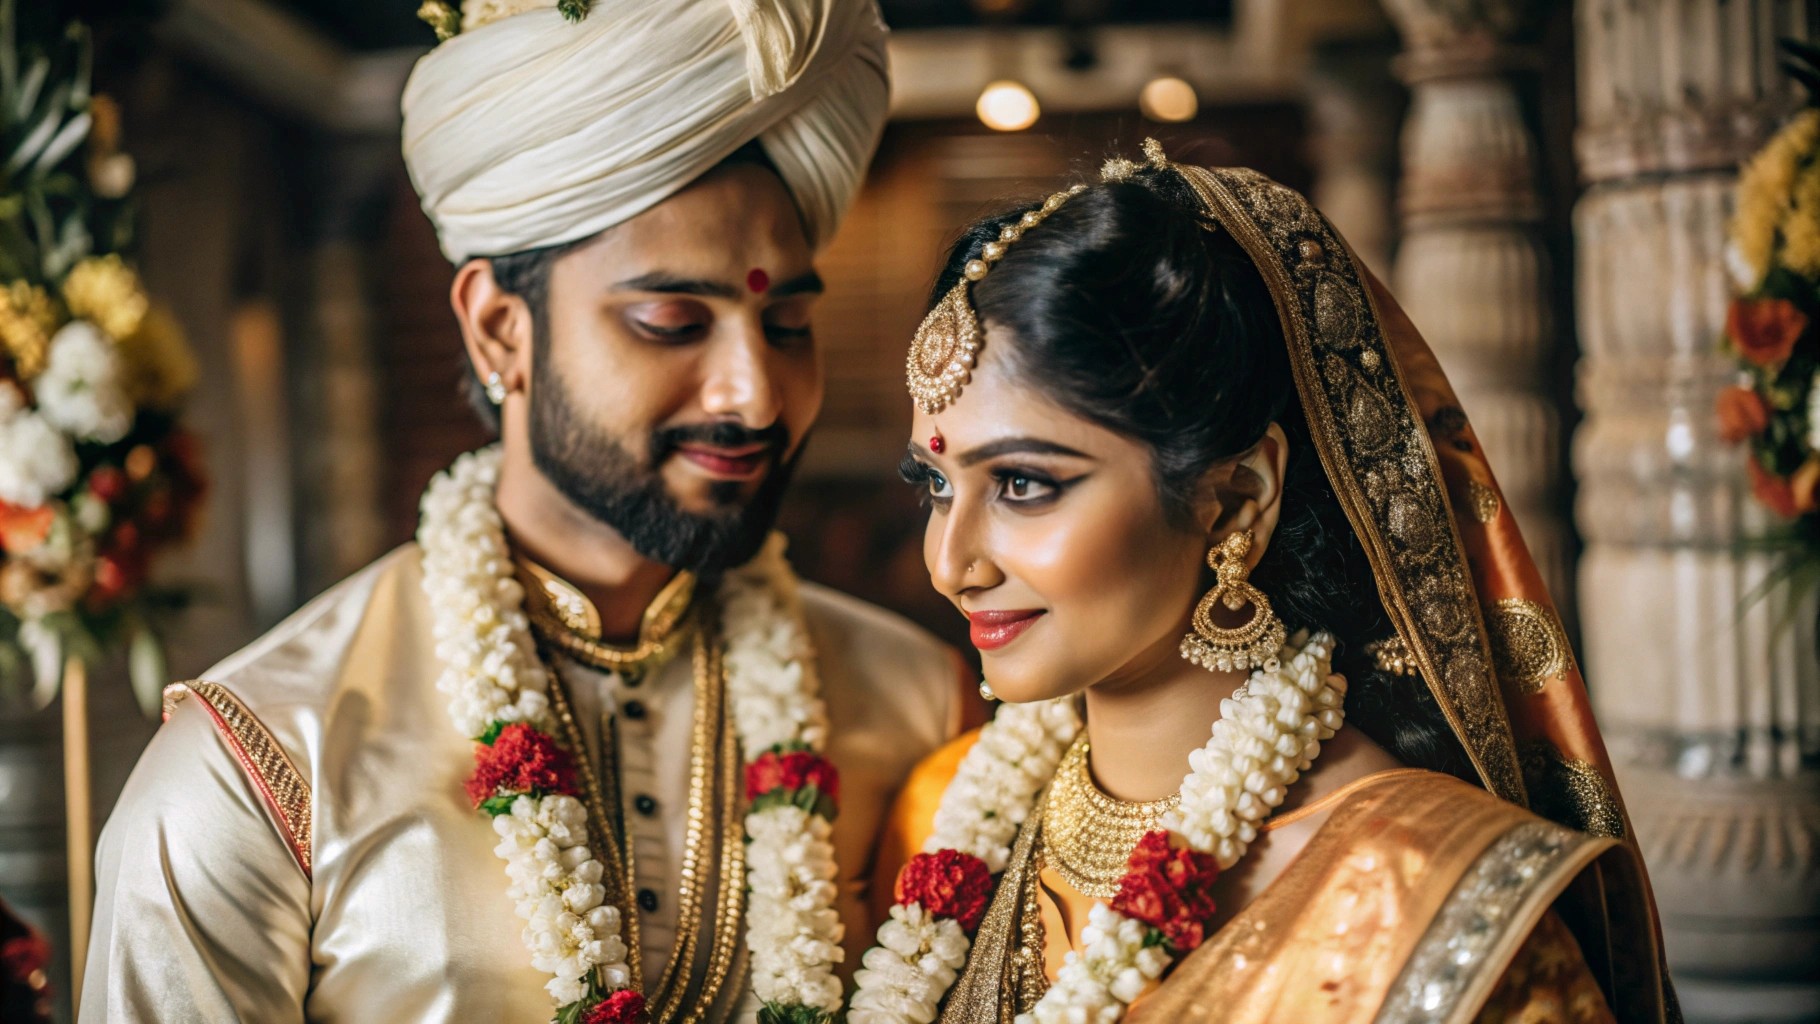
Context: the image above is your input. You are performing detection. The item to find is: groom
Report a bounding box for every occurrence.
[81,1,971,1020]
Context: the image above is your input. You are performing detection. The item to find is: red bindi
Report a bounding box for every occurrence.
[929,435,945,454]
[746,268,770,294]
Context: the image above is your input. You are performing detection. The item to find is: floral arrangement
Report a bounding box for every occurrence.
[1719,42,1820,532]
[0,0,203,710]
[419,447,846,1024]
[850,635,1345,1024]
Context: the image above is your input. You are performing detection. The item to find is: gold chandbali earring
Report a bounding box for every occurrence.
[1180,530,1287,673]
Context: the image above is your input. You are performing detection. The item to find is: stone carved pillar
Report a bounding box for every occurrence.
[1573,1,1820,1020]
[1306,38,1403,280]
[1381,0,1573,614]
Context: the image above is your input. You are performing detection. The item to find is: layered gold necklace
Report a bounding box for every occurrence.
[528,566,746,1024]
[1041,733,1181,898]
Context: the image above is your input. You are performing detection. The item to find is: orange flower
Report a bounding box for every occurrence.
[1794,457,1820,515]
[1727,298,1810,368]
[1716,386,1771,443]
[1747,457,1820,518]
[0,502,53,553]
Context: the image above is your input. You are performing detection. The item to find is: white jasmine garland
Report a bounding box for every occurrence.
[852,634,1343,1024]
[419,447,843,1021]
[723,539,848,1016]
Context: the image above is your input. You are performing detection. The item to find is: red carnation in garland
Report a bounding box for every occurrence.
[745,750,841,802]
[895,850,993,932]
[464,723,578,808]
[1110,830,1221,954]
[581,989,647,1024]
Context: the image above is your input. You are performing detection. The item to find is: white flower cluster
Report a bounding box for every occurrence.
[418,447,552,738]
[848,698,1079,1024]
[493,794,631,1003]
[1019,634,1345,1023]
[36,321,134,444]
[926,699,1081,871]
[0,382,76,507]
[722,536,829,759]
[1018,904,1171,1024]
[1166,633,1343,869]
[723,537,848,1015]
[417,447,625,1011]
[848,904,970,1024]
[745,806,845,1010]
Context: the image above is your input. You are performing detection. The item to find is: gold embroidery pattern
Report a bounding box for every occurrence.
[1466,480,1501,524]
[163,680,313,876]
[1486,598,1575,696]
[1375,820,1595,1024]
[1521,742,1627,839]
[1172,165,1525,806]
[938,793,1050,1024]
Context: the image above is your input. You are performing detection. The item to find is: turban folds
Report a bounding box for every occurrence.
[401,0,889,263]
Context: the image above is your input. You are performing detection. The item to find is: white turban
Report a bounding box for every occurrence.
[401,0,888,263]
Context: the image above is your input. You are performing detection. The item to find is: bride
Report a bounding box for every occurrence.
[847,143,1676,1024]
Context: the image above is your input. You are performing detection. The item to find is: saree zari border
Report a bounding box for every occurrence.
[164,680,314,877]
[1375,819,1608,1024]
[1172,165,1527,807]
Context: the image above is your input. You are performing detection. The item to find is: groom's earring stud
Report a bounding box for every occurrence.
[485,372,508,406]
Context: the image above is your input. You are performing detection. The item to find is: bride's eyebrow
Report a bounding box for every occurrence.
[953,437,1090,467]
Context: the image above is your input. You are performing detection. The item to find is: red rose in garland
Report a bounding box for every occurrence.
[1110,830,1221,953]
[465,723,578,807]
[581,988,647,1024]
[896,849,993,932]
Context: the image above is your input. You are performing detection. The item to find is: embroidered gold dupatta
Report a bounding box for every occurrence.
[902,162,1677,1024]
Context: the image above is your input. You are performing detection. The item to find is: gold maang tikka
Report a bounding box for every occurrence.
[907,139,1179,413]
[906,184,1088,413]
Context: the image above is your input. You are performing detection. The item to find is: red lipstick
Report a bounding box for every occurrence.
[968,609,1045,651]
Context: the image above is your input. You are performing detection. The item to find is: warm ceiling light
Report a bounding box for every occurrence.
[976,80,1040,132]
[1140,76,1199,123]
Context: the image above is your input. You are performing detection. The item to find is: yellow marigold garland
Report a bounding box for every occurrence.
[62,255,149,341]
[0,282,58,378]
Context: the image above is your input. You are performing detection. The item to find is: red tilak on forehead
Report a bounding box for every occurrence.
[746,268,770,294]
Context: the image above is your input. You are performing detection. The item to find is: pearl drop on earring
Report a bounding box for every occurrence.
[979,679,997,701]
[485,372,508,406]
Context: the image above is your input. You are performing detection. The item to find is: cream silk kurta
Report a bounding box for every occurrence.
[81,544,967,1022]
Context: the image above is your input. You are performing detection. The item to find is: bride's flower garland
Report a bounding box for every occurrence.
[850,633,1344,1024]
[419,447,845,1024]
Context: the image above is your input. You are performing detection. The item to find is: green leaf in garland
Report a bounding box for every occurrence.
[757,1002,833,1024]
[479,793,519,817]
[479,720,506,745]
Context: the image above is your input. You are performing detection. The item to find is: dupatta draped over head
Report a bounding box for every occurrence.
[923,150,1677,1023]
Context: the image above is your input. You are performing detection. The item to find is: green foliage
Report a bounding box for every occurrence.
[479,794,518,817]
[0,0,129,287]
[758,1003,833,1024]
[750,784,839,823]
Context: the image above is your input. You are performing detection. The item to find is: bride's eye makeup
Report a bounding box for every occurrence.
[989,466,1072,508]
[898,455,952,509]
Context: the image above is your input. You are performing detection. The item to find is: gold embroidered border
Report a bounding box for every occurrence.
[164,680,313,877]
[1172,165,1526,805]
[1375,819,1609,1024]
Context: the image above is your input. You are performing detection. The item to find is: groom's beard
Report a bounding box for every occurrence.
[529,365,801,577]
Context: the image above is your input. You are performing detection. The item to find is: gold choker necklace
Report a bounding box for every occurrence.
[1042,733,1180,898]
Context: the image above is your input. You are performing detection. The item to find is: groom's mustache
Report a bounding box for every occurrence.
[649,421,791,464]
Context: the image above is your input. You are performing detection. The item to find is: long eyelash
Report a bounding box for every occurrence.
[897,454,929,486]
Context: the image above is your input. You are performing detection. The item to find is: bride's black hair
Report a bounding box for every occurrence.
[932,165,1476,782]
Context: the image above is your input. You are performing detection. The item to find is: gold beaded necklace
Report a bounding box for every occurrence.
[1041,733,1181,899]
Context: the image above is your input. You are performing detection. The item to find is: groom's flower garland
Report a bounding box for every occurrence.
[849,634,1344,1024]
[419,447,845,1024]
